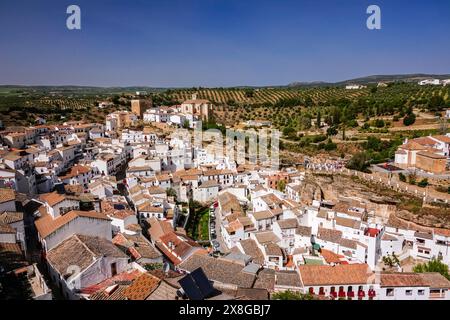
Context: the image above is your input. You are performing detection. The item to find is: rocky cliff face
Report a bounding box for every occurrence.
[300,172,450,229]
[300,173,386,204]
[299,173,398,219]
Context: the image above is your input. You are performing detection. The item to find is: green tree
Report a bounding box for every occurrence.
[316,111,321,128]
[403,113,416,126]
[166,187,178,202]
[382,253,400,268]
[413,258,450,280]
[373,119,385,128]
[346,152,370,172]
[271,290,314,300]
[326,126,338,136]
[417,178,429,188]
[277,180,286,192]
[144,263,163,271]
[244,88,254,98]
[182,119,190,128]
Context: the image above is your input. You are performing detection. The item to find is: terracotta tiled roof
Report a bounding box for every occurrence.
[82,269,142,296]
[89,285,129,300]
[113,233,162,261]
[178,253,256,288]
[0,242,27,272]
[413,136,438,146]
[157,232,199,264]
[317,227,343,244]
[0,211,23,224]
[399,141,427,151]
[59,165,91,180]
[432,135,450,144]
[251,210,273,221]
[380,272,450,288]
[298,264,372,286]
[107,208,135,220]
[416,151,446,159]
[147,217,173,242]
[218,192,243,214]
[124,273,161,300]
[418,273,450,289]
[264,242,283,256]
[47,234,127,276]
[276,218,298,229]
[39,192,66,207]
[335,217,361,230]
[320,249,342,264]
[147,186,166,194]
[275,270,302,288]
[254,231,280,245]
[146,280,179,300]
[253,268,275,291]
[0,223,16,234]
[239,239,264,265]
[138,203,164,213]
[199,180,220,188]
[296,226,312,237]
[0,188,15,204]
[35,210,110,239]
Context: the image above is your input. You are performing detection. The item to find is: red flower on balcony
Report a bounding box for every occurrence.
[338,291,346,298]
[368,289,376,297]
[358,290,365,298]
[330,291,337,298]
[347,291,355,298]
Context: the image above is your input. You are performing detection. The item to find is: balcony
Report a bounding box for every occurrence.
[430,291,446,299]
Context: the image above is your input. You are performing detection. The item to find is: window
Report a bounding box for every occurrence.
[386,288,394,297]
[418,290,425,296]
[405,290,412,296]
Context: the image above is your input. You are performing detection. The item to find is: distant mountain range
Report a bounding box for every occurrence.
[1,74,450,91]
[287,74,450,87]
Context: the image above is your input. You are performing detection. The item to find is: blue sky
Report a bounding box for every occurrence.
[0,0,449,87]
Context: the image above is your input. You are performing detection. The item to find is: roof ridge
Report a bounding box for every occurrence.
[74,234,100,259]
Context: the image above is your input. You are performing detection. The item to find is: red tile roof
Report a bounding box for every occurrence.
[299,264,372,286]
[35,210,110,238]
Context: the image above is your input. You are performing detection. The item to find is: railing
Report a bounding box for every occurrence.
[430,292,445,299]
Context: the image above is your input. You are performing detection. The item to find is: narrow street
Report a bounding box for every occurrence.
[212,205,229,254]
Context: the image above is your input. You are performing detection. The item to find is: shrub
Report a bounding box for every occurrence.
[272,290,315,300]
[403,113,416,126]
[346,152,370,172]
[326,126,338,136]
[417,178,429,188]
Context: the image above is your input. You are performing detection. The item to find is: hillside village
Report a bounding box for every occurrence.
[1,92,450,301]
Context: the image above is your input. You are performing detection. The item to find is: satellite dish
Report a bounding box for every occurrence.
[163,262,170,274]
